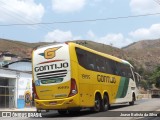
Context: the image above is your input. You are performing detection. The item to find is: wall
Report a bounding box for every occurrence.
[0,68,32,109]
[8,78,16,108]
[17,72,32,108]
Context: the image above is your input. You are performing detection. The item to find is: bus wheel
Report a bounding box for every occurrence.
[91,94,101,112]
[101,94,109,111]
[129,94,135,105]
[58,110,67,115]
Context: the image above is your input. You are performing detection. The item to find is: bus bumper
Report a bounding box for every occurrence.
[34,95,79,110]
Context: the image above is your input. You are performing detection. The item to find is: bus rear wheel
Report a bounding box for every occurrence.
[91,94,101,112]
[101,94,109,111]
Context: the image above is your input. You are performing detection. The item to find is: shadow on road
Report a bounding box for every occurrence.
[40,104,134,118]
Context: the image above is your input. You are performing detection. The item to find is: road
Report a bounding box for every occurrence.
[1,98,160,120]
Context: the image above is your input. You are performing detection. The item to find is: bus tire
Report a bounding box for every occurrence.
[58,110,67,115]
[91,94,101,112]
[129,93,135,106]
[101,94,109,111]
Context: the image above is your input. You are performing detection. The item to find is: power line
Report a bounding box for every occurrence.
[0,12,160,27]
[154,0,160,5]
[0,1,53,31]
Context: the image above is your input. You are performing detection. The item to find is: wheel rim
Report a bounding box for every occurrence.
[95,97,100,111]
[104,99,108,109]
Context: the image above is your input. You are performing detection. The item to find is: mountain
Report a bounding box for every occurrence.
[122,39,160,71]
[72,40,127,59]
[0,38,50,58]
[0,38,127,59]
[0,38,160,72]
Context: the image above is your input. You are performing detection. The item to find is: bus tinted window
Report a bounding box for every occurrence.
[77,48,113,74]
[76,47,133,78]
[87,52,95,70]
[76,48,88,69]
[95,55,105,72]
[115,62,133,78]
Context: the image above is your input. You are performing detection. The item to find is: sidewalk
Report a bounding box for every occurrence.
[0,107,36,111]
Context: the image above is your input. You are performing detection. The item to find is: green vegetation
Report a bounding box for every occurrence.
[140,80,148,90]
[135,66,160,90]
[149,66,160,88]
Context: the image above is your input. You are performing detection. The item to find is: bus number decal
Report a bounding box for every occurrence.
[58,86,69,89]
[82,74,90,79]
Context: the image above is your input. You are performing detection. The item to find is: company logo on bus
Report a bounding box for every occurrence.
[97,75,116,84]
[39,46,61,59]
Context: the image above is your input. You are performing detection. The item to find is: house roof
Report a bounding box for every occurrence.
[2,59,31,68]
[0,67,31,74]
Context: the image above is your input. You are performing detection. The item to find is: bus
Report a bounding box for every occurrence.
[32,42,137,114]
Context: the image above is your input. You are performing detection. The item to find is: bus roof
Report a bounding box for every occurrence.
[69,42,133,67]
[34,41,133,67]
[34,42,62,50]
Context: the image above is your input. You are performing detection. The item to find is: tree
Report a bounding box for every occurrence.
[149,66,160,88]
[140,80,148,90]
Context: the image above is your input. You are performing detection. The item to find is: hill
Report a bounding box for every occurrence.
[0,38,160,72]
[72,40,127,59]
[0,38,127,59]
[0,38,50,58]
[122,39,160,71]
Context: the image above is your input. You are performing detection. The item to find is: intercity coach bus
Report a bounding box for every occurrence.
[32,42,138,114]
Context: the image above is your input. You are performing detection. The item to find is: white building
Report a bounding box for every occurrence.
[0,60,32,109]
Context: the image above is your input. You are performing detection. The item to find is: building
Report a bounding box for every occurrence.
[0,51,19,67]
[151,88,160,98]
[3,59,31,71]
[0,59,32,109]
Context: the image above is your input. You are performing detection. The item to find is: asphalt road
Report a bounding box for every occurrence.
[1,98,160,120]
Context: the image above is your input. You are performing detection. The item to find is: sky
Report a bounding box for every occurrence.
[0,0,160,48]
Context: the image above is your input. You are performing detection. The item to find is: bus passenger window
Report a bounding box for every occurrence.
[101,67,105,72]
[87,53,95,70]
[76,48,88,69]
[95,56,105,72]
[105,60,112,74]
[89,64,94,70]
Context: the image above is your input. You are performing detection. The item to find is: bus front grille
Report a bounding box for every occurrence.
[36,70,67,80]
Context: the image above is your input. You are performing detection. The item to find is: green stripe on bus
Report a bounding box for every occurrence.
[121,77,129,98]
[116,77,129,98]
[116,77,125,98]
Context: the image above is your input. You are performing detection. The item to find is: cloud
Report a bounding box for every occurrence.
[98,33,132,48]
[0,0,45,23]
[129,23,160,40]
[44,29,132,48]
[86,30,132,48]
[52,0,86,13]
[87,30,96,39]
[45,29,81,42]
[130,0,160,14]
[89,0,104,7]
[87,23,160,48]
[45,24,160,48]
